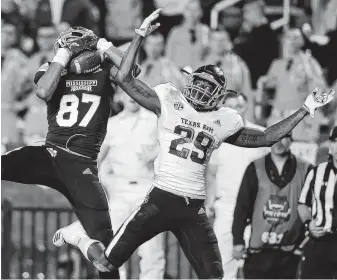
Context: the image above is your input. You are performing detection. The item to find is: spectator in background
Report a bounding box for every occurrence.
[301,22,337,126]
[102,0,143,46]
[261,28,326,142]
[166,0,208,70]
[16,0,39,55]
[234,0,279,89]
[98,92,165,279]
[1,0,22,28]
[139,32,185,90]
[1,0,35,55]
[218,5,243,41]
[310,0,337,36]
[153,0,186,38]
[28,25,57,74]
[35,0,97,34]
[22,25,58,144]
[1,20,29,144]
[232,133,312,279]
[203,29,252,117]
[206,92,268,279]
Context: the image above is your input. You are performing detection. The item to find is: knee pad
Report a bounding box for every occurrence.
[128,203,159,233]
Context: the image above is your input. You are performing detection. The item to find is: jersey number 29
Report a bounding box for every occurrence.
[169,125,215,164]
[56,93,101,127]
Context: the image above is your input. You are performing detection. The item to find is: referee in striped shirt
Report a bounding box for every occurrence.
[297,126,337,279]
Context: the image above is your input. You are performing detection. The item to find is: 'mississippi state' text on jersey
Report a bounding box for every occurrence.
[153,83,244,199]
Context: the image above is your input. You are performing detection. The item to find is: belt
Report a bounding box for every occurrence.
[152,187,204,207]
[182,196,204,206]
[46,143,92,160]
[248,245,295,254]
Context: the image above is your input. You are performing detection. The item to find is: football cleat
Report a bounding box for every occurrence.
[53,221,87,247]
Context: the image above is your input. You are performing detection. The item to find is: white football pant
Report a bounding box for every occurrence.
[213,199,242,279]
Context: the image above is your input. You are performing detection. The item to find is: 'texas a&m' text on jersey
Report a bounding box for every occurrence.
[34,61,115,159]
[153,83,244,199]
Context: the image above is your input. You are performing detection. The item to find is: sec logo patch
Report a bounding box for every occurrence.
[174,102,184,111]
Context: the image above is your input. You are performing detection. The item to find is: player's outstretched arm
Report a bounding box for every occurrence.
[226,87,335,147]
[115,33,161,115]
[97,9,162,115]
[36,48,71,101]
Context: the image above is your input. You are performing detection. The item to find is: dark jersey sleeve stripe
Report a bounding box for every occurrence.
[34,62,50,84]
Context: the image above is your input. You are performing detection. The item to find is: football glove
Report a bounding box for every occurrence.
[135,8,161,37]
[55,26,99,57]
[303,87,335,118]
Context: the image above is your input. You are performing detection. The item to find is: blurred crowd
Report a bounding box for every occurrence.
[1,0,337,148]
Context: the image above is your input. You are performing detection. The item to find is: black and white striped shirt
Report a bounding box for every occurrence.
[299,161,337,232]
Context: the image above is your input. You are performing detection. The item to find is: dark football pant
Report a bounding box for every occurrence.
[299,234,337,279]
[105,187,223,279]
[1,145,119,279]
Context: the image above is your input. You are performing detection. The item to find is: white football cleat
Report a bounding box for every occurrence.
[53,220,87,247]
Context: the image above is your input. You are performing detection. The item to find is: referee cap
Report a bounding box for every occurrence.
[329,126,337,141]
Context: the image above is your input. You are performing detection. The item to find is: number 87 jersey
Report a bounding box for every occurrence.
[34,61,114,159]
[153,83,244,199]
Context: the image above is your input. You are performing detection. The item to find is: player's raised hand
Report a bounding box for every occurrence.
[57,27,99,57]
[303,87,335,118]
[135,8,162,37]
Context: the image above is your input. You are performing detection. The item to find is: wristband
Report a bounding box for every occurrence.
[135,28,146,37]
[52,48,71,67]
[97,38,113,54]
[301,104,311,114]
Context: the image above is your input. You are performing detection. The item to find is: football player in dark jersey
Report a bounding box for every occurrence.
[1,27,136,278]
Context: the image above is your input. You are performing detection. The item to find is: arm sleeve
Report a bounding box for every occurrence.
[232,162,259,245]
[298,169,315,206]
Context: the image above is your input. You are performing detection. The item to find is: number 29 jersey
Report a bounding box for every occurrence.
[34,61,115,159]
[153,83,244,199]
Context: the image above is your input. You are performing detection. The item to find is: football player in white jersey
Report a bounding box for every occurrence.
[52,9,335,278]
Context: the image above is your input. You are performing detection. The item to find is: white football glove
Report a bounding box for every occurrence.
[302,87,335,118]
[135,8,161,37]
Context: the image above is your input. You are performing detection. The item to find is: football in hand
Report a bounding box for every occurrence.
[68,51,104,74]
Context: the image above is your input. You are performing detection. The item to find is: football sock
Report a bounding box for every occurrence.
[77,236,102,261]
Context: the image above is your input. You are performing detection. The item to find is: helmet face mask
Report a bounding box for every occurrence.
[53,26,93,53]
[183,65,227,111]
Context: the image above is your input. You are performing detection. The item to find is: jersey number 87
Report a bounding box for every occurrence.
[169,125,215,165]
[56,93,101,127]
